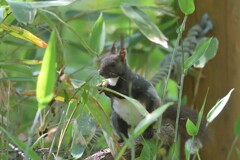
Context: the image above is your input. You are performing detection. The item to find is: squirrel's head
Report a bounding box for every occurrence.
[99,41,127,78]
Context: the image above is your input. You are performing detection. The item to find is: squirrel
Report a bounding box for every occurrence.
[98,40,206,143]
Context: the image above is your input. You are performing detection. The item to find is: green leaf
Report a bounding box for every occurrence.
[133,102,173,138]
[89,12,106,55]
[121,4,168,48]
[139,140,157,160]
[36,30,57,109]
[196,89,209,132]
[194,38,219,68]
[184,38,213,72]
[87,96,113,136]
[186,118,198,136]
[234,117,240,136]
[178,0,195,15]
[7,0,76,24]
[0,127,41,160]
[207,89,234,123]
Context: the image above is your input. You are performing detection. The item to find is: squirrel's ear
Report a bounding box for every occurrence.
[119,47,126,62]
[110,42,116,54]
[119,37,126,61]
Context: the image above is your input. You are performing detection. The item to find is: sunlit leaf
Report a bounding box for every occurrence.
[89,12,106,54]
[104,87,149,117]
[0,23,47,48]
[234,117,240,136]
[207,89,234,123]
[178,0,195,15]
[194,38,219,68]
[133,102,173,137]
[36,30,57,109]
[0,127,41,160]
[186,119,198,136]
[7,0,76,24]
[184,38,213,72]
[121,4,168,48]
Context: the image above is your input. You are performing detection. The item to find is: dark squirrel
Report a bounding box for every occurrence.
[98,41,206,141]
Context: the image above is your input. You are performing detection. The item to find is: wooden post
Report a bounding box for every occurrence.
[183,0,240,159]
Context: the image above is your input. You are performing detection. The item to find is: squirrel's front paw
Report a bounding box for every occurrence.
[97,81,108,94]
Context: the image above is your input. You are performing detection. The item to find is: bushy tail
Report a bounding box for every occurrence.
[163,105,207,139]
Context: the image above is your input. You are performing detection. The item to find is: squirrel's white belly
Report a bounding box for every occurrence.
[112,97,144,126]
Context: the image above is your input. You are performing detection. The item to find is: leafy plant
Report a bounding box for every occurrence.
[0,0,234,159]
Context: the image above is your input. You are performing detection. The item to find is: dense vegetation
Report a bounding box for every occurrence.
[0,0,236,159]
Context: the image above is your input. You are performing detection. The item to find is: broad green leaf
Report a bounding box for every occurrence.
[89,12,106,55]
[121,4,168,48]
[0,23,48,48]
[207,89,234,123]
[36,30,57,109]
[184,38,213,72]
[178,0,195,15]
[234,117,240,136]
[133,102,173,137]
[194,38,219,68]
[0,127,41,160]
[186,119,198,136]
[7,0,76,24]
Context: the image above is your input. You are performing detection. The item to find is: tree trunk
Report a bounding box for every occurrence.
[183,0,240,159]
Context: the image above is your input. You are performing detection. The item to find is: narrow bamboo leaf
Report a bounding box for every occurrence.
[194,38,219,68]
[7,0,76,24]
[0,23,47,48]
[31,133,48,149]
[184,38,212,72]
[186,119,198,136]
[207,89,234,123]
[0,62,33,76]
[89,12,106,54]
[133,102,173,138]
[0,127,41,160]
[196,89,209,131]
[178,0,195,15]
[234,117,240,136]
[121,4,168,48]
[87,96,113,136]
[36,30,57,109]
[104,87,149,117]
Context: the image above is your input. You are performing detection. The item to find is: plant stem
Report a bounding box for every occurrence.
[24,108,41,159]
[226,136,239,160]
[174,15,188,142]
